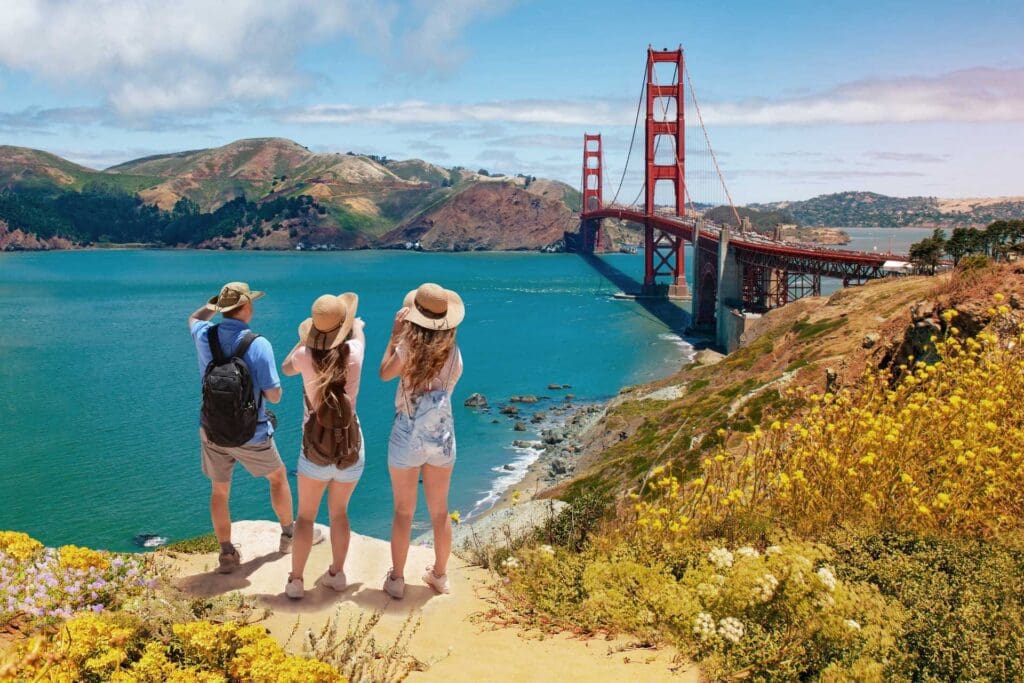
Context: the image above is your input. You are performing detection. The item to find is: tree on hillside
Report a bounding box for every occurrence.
[944,227,975,266]
[909,228,946,274]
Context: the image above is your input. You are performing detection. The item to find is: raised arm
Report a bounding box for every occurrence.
[379,308,408,381]
[188,304,214,332]
[281,340,304,376]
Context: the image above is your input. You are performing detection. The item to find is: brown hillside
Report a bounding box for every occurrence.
[377,181,576,250]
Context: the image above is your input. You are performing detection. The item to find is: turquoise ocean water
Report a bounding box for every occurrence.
[0,250,692,551]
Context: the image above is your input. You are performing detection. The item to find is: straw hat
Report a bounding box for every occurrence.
[206,281,265,313]
[402,283,464,330]
[298,293,359,351]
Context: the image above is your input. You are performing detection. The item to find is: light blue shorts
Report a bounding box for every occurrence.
[387,410,456,469]
[297,427,365,483]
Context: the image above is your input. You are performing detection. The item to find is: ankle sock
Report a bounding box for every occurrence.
[219,541,235,555]
[281,522,295,537]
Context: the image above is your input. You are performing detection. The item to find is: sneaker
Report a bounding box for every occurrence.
[280,525,324,554]
[383,570,405,599]
[217,546,240,575]
[285,575,304,600]
[422,566,450,594]
[318,568,347,592]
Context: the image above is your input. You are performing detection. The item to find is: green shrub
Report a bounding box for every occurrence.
[535,489,611,552]
[830,530,1024,682]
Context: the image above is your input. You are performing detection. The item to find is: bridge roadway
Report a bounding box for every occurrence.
[583,204,904,282]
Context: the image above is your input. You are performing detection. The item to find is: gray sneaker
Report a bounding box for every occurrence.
[318,568,347,592]
[217,546,240,574]
[383,570,405,599]
[422,566,450,594]
[280,526,323,554]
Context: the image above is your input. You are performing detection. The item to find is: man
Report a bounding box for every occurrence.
[189,281,297,574]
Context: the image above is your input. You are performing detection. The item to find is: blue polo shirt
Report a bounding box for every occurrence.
[191,318,280,444]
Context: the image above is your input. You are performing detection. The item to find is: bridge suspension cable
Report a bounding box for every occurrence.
[608,64,648,206]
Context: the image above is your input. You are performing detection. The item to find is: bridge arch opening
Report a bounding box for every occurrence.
[586,156,600,169]
[651,178,678,210]
[652,97,678,121]
[586,175,600,190]
[651,61,679,86]
[586,196,600,211]
[585,138,600,152]
[653,135,680,166]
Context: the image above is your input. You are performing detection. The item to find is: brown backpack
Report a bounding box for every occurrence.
[302,394,361,468]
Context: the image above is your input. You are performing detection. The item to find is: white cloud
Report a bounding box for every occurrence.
[398,0,514,74]
[701,68,1024,126]
[0,0,394,116]
[280,98,631,126]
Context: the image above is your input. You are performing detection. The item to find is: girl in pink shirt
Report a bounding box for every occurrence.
[281,293,365,600]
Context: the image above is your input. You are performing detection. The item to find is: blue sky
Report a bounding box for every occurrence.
[1,0,1022,203]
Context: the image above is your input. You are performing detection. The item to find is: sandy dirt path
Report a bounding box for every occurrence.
[169,521,695,682]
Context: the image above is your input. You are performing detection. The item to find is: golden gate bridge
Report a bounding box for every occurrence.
[569,46,908,349]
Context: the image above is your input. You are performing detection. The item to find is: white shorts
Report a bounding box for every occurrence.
[297,427,365,483]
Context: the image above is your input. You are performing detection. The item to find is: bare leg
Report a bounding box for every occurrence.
[326,481,358,574]
[266,466,295,528]
[388,466,422,579]
[210,479,233,543]
[421,463,454,577]
[290,475,329,581]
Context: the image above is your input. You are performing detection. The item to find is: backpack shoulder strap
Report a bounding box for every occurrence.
[232,332,260,360]
[207,324,225,364]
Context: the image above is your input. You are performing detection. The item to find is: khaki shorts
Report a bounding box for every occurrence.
[199,428,284,482]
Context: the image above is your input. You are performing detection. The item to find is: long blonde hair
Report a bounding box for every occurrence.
[310,341,350,412]
[400,323,456,394]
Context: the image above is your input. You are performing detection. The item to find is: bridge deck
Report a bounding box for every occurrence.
[582,206,906,269]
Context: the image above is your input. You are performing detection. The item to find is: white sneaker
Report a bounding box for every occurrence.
[280,525,324,554]
[318,568,347,592]
[285,576,304,600]
[383,570,405,599]
[422,566,450,594]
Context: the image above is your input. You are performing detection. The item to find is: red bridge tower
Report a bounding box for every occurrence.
[580,133,604,251]
[643,47,689,298]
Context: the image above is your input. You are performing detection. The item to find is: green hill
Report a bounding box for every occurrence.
[0,139,580,250]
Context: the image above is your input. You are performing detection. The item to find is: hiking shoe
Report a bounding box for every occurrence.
[318,568,347,592]
[280,526,323,554]
[217,546,240,575]
[383,570,405,599]
[422,566,450,594]
[285,576,304,600]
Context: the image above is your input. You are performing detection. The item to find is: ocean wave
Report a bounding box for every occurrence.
[466,443,545,520]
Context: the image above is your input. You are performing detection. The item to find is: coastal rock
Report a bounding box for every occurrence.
[693,349,725,366]
[464,393,488,407]
[500,405,519,416]
[502,463,516,471]
[513,421,526,431]
[542,430,564,445]
[549,459,568,475]
[510,394,539,404]
[512,440,539,448]
[530,412,546,424]
[564,394,575,402]
[547,383,563,390]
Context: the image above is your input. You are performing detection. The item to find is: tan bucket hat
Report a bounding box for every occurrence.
[402,282,464,330]
[206,281,265,313]
[298,293,359,351]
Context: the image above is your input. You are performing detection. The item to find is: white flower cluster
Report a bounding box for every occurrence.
[708,547,734,570]
[816,566,837,592]
[751,572,779,604]
[718,616,745,643]
[501,556,520,570]
[735,546,760,559]
[765,545,783,556]
[539,545,555,557]
[693,611,716,641]
[845,619,861,631]
[695,581,720,600]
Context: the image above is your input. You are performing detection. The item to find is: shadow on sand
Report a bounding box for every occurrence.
[174,551,286,597]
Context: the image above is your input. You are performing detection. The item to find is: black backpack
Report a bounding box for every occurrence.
[200,325,261,447]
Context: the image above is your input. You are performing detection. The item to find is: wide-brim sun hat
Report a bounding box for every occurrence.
[298,292,359,351]
[206,281,265,313]
[402,282,464,330]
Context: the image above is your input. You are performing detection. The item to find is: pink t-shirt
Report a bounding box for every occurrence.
[290,339,364,416]
[394,343,463,414]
